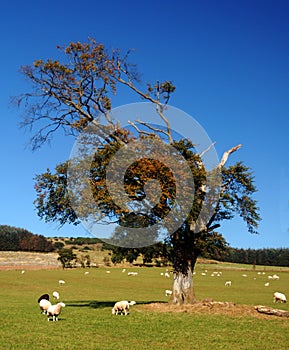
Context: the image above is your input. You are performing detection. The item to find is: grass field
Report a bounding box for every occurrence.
[0,263,288,350]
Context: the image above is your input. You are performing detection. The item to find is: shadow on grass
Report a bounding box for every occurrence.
[66,300,167,309]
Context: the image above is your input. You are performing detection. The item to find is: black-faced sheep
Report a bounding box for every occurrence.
[39,299,52,314]
[112,300,136,315]
[47,302,66,321]
[273,292,287,303]
[37,294,49,304]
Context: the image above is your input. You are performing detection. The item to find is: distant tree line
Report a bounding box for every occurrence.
[1,226,288,267]
[207,247,289,267]
[0,225,53,252]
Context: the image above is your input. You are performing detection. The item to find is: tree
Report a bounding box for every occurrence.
[57,248,77,269]
[16,38,261,304]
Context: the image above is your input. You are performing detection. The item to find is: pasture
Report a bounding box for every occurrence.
[0,263,288,349]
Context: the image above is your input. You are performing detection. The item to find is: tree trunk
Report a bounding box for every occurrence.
[171,261,197,305]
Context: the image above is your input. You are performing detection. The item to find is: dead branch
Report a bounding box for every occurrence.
[218,144,242,168]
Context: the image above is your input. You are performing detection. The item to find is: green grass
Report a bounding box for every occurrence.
[0,264,288,349]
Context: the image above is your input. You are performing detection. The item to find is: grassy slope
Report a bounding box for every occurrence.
[0,264,288,349]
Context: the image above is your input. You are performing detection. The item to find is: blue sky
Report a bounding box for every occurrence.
[1,0,289,249]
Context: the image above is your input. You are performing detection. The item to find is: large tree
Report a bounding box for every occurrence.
[16,38,260,304]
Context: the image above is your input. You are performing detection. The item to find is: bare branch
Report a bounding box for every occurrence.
[218,144,242,168]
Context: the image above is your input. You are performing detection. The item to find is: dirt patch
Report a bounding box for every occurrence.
[139,300,284,319]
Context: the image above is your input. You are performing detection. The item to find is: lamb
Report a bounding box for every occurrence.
[47,302,66,321]
[39,299,52,314]
[112,300,136,315]
[273,292,287,303]
[225,281,232,287]
[52,291,60,300]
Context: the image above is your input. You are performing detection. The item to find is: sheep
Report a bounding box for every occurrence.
[272,274,280,280]
[47,302,66,321]
[52,291,60,300]
[127,272,138,276]
[37,294,49,304]
[264,282,270,287]
[58,279,65,285]
[112,300,136,315]
[164,272,170,278]
[39,299,52,314]
[225,281,232,287]
[165,289,172,296]
[273,292,287,303]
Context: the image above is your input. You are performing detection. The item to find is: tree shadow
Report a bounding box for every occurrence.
[65,300,167,309]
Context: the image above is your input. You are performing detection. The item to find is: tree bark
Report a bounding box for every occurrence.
[171,261,197,305]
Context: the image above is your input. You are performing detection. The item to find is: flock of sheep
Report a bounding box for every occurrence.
[36,269,286,321]
[199,270,287,304]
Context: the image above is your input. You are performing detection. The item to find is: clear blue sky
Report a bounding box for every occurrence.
[1,0,289,249]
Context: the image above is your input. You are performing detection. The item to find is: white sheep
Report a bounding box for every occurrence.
[52,291,60,300]
[111,300,136,315]
[47,302,66,321]
[165,289,172,296]
[58,279,65,285]
[273,292,287,303]
[39,299,52,314]
[164,272,170,278]
[127,272,138,276]
[225,281,232,287]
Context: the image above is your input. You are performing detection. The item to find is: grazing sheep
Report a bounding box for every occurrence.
[84,271,89,275]
[39,299,52,314]
[272,274,280,280]
[37,294,49,304]
[264,282,270,287]
[164,272,170,278]
[127,272,138,276]
[47,302,66,321]
[112,301,136,315]
[58,280,65,285]
[52,291,60,300]
[273,292,287,303]
[165,289,172,296]
[225,281,232,287]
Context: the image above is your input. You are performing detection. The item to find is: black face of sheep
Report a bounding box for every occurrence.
[37,294,49,303]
